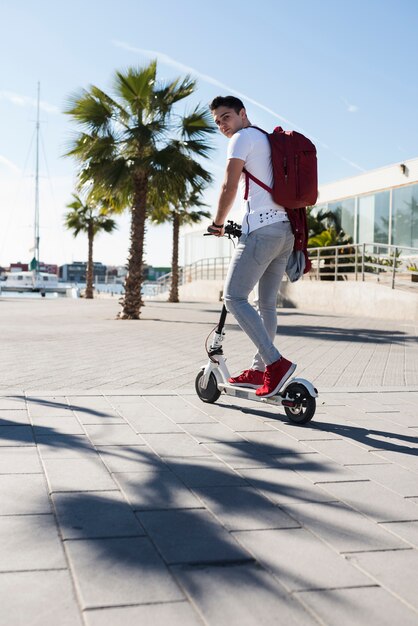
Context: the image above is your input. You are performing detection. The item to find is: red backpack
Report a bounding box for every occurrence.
[243,126,318,208]
[242,126,317,279]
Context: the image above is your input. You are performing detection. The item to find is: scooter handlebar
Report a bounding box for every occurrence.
[204,220,242,239]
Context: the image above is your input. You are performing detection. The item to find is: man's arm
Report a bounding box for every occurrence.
[211,158,245,235]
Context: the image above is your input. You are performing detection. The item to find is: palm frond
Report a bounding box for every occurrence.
[181,106,216,139]
[113,63,157,113]
[64,87,113,131]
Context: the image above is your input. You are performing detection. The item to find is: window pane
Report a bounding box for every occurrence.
[392,184,418,248]
[358,191,389,244]
[328,198,355,240]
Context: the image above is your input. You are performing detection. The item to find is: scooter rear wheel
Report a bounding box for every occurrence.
[283,382,316,424]
[195,370,221,404]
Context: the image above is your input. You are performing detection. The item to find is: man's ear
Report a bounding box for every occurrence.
[240,108,246,121]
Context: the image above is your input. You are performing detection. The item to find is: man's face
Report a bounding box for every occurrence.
[212,106,246,138]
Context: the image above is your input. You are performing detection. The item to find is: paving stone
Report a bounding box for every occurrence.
[114,470,202,510]
[140,433,212,457]
[52,490,145,539]
[110,397,165,417]
[0,474,51,515]
[0,410,30,425]
[164,457,246,487]
[194,486,300,531]
[217,412,277,431]
[27,398,71,417]
[84,602,204,626]
[0,397,26,410]
[305,439,388,465]
[0,425,34,446]
[281,501,408,553]
[137,509,252,565]
[234,527,370,591]
[205,442,276,469]
[349,463,418,497]
[276,455,359,484]
[84,424,145,446]
[181,422,244,443]
[268,420,341,441]
[0,570,83,625]
[32,415,85,435]
[146,395,213,424]
[43,457,117,493]
[238,430,316,456]
[0,447,42,474]
[36,434,97,459]
[124,412,183,433]
[298,586,418,626]
[320,480,418,522]
[369,449,418,473]
[0,514,66,571]
[239,466,334,505]
[348,549,418,611]
[68,399,124,424]
[96,445,165,473]
[70,411,124,425]
[345,417,418,450]
[65,536,183,609]
[172,562,317,626]
[380,520,418,548]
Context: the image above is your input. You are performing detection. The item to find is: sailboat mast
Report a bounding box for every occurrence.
[34,81,40,276]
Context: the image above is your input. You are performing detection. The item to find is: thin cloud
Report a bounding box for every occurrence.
[0,90,59,114]
[112,40,366,173]
[340,96,359,113]
[0,155,21,174]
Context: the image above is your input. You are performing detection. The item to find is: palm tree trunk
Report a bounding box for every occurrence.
[169,211,180,303]
[119,171,147,319]
[85,223,94,299]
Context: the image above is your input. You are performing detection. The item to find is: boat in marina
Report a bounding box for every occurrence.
[0,84,78,298]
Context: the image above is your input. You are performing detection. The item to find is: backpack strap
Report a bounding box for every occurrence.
[243,169,272,200]
[242,126,272,200]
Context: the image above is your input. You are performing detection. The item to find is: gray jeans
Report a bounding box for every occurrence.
[223,221,294,370]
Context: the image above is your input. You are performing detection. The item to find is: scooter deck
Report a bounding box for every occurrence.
[218,382,286,406]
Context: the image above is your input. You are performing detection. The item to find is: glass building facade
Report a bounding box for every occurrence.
[314,182,418,249]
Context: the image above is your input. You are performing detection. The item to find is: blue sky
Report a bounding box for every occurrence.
[1,0,417,268]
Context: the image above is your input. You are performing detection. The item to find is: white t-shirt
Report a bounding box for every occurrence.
[227,127,288,234]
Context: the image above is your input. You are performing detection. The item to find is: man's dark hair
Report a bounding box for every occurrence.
[209,95,245,114]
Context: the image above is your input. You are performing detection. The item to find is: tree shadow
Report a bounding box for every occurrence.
[313,420,418,456]
[0,401,413,618]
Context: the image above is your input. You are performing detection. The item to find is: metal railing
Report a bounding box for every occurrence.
[307,242,418,289]
[150,243,418,295]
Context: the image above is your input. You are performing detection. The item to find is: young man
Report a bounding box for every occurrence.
[209,95,296,398]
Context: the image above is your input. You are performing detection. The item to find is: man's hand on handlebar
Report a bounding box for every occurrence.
[207,222,224,237]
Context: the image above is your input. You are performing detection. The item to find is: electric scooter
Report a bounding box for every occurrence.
[195,221,318,424]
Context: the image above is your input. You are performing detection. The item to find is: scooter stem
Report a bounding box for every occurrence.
[216,305,228,334]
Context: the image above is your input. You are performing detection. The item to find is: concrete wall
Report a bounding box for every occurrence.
[168,278,418,321]
[280,280,418,321]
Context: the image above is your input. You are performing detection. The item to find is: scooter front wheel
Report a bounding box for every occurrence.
[283,382,316,424]
[195,370,221,404]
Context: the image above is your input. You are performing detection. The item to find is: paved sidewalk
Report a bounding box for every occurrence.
[1,298,418,625]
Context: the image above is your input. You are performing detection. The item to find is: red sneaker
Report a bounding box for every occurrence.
[255,357,296,397]
[228,369,264,389]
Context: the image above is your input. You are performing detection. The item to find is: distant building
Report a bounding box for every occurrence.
[60,262,107,283]
[10,263,29,272]
[313,156,418,249]
[146,266,171,281]
[105,265,127,284]
[9,262,58,275]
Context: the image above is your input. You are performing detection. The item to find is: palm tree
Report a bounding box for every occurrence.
[150,183,211,302]
[64,193,117,299]
[64,62,215,319]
